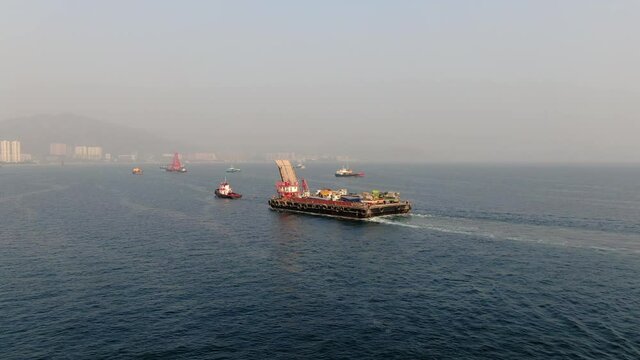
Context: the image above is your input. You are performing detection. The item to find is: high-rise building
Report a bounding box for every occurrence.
[87,146,102,160]
[74,146,88,159]
[0,141,8,162]
[74,145,103,160]
[50,143,67,156]
[0,140,21,163]
[10,141,20,163]
[87,146,103,160]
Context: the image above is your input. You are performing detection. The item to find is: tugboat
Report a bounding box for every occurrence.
[165,153,187,173]
[214,178,242,199]
[269,160,410,219]
[335,166,364,177]
[132,167,143,175]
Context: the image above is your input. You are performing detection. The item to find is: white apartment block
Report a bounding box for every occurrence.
[74,145,103,160]
[0,140,21,163]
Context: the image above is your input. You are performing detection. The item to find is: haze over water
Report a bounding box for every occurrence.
[1,164,639,359]
[2,1,640,162]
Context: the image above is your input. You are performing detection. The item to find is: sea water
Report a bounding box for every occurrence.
[1,163,639,359]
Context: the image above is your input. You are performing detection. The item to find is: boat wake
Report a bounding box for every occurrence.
[116,197,233,236]
[370,213,640,254]
[0,184,69,204]
[409,213,434,218]
[366,216,421,228]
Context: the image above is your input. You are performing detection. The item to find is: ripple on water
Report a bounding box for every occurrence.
[1,164,639,359]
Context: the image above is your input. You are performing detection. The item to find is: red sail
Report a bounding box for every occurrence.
[170,153,182,170]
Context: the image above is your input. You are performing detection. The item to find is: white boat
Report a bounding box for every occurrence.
[335,166,364,177]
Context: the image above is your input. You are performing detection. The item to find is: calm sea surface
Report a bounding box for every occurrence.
[1,164,639,359]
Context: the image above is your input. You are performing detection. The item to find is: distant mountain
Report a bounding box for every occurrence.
[0,114,196,158]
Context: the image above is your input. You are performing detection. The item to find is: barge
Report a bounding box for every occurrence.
[269,160,411,219]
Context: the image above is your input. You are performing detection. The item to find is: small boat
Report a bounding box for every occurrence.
[295,163,306,169]
[215,179,242,199]
[335,166,364,177]
[132,167,143,175]
[165,153,187,173]
[226,166,241,173]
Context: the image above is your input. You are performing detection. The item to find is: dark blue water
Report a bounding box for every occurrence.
[1,164,639,359]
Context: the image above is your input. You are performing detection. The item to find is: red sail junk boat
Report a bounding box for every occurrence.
[215,179,242,199]
[165,152,187,173]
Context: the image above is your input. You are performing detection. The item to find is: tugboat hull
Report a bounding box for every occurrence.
[215,190,242,199]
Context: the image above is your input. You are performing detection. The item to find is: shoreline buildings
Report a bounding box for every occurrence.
[74,146,103,160]
[0,140,21,163]
[49,143,68,157]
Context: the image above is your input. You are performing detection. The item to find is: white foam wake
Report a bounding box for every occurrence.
[366,216,421,228]
[368,213,640,254]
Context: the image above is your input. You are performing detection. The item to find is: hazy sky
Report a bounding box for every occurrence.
[1,1,639,162]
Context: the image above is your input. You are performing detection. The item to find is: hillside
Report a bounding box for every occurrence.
[0,114,195,157]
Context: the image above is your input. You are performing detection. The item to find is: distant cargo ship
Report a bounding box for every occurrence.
[269,160,410,219]
[335,166,364,177]
[165,153,187,173]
